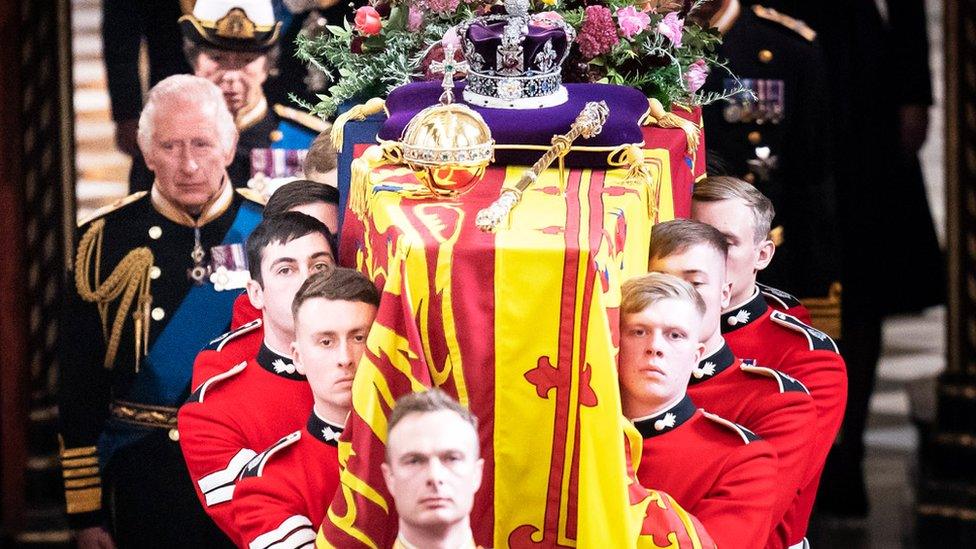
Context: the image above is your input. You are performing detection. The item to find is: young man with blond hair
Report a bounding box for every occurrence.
[620,272,779,548]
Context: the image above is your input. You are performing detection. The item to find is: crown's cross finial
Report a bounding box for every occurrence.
[431,42,468,104]
[505,0,530,19]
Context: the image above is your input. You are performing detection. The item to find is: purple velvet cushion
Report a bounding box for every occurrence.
[379,81,648,168]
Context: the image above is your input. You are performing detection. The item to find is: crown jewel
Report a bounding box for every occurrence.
[459,0,575,109]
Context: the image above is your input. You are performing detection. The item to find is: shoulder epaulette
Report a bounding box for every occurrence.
[757,282,803,309]
[77,191,148,227]
[702,411,762,444]
[273,104,330,133]
[239,430,302,479]
[202,318,262,352]
[770,310,839,353]
[752,5,817,42]
[236,187,268,206]
[740,360,810,394]
[186,361,247,404]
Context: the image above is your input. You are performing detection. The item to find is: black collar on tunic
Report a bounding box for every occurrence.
[720,287,769,333]
[307,411,344,447]
[633,395,697,439]
[688,343,737,385]
[256,343,306,381]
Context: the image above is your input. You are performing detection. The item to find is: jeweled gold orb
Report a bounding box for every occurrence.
[400,103,494,196]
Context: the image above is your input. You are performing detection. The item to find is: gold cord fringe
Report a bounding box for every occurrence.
[641,98,701,156]
[331,98,387,153]
[608,144,661,221]
[75,219,154,371]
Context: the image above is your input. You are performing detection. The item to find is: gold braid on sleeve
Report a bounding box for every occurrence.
[74,219,155,371]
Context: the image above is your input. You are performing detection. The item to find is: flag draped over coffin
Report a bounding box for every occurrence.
[319,144,713,548]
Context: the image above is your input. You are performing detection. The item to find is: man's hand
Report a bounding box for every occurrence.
[899,104,930,156]
[76,526,116,549]
[114,118,140,157]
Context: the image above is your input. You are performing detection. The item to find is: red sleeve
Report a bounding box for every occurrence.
[177,389,255,545]
[233,471,315,549]
[738,391,817,540]
[690,441,779,549]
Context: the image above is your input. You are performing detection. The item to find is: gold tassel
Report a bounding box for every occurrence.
[75,219,155,370]
[642,98,701,156]
[349,143,402,218]
[331,97,387,153]
[608,144,660,220]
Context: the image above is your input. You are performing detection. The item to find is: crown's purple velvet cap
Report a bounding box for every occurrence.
[379,81,648,168]
[467,21,569,74]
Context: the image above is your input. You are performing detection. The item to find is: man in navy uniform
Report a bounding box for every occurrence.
[58,74,263,548]
[699,0,839,300]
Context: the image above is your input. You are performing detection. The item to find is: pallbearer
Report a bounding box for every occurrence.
[620,272,779,548]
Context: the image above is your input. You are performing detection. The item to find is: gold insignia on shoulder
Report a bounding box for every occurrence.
[215,8,256,40]
[273,104,331,134]
[77,191,148,228]
[236,187,268,206]
[752,5,817,42]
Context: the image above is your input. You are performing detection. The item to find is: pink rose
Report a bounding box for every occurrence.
[354,6,382,36]
[408,6,424,32]
[616,6,650,39]
[530,11,564,28]
[656,11,683,48]
[685,58,709,92]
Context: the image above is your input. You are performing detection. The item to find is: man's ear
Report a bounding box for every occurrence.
[693,342,706,364]
[291,340,306,375]
[720,280,733,309]
[473,457,485,492]
[223,133,239,167]
[755,239,776,272]
[381,462,394,494]
[246,278,265,311]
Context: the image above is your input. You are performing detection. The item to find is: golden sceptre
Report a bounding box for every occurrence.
[475,100,610,232]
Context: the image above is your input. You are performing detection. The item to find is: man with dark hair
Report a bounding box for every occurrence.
[265,179,340,235]
[649,219,818,548]
[177,212,333,543]
[620,272,779,548]
[692,176,847,544]
[232,267,379,548]
[382,389,485,549]
[59,75,263,549]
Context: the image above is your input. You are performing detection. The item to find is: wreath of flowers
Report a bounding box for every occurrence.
[297,0,743,118]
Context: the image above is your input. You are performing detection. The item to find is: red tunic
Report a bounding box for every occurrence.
[757,282,812,325]
[191,318,264,389]
[722,288,847,543]
[634,396,779,549]
[177,344,313,544]
[687,343,817,548]
[233,412,343,549]
[230,291,262,330]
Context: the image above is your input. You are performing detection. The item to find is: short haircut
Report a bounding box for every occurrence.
[621,272,707,318]
[245,212,334,284]
[137,74,237,155]
[385,389,480,462]
[649,219,729,262]
[291,266,381,320]
[304,131,338,175]
[265,180,340,217]
[692,176,776,243]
